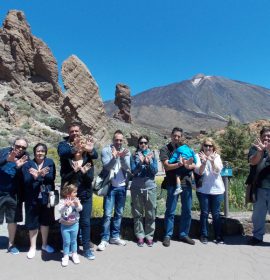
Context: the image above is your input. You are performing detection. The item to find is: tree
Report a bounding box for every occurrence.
[217,118,252,176]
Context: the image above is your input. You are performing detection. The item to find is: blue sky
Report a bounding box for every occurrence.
[1,0,270,101]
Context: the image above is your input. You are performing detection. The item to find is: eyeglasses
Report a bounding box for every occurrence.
[139,141,148,145]
[14,144,27,150]
[114,139,123,142]
[204,144,213,148]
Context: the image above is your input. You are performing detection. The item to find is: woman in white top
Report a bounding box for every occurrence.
[195,138,225,245]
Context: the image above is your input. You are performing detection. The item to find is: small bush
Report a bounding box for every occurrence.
[0,130,8,136]
[92,195,104,217]
[0,106,5,117]
[21,122,31,130]
[43,117,65,130]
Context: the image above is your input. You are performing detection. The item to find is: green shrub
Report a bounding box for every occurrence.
[0,106,5,117]
[21,122,31,130]
[0,138,9,148]
[0,130,8,136]
[216,118,253,176]
[92,195,104,217]
[43,117,65,130]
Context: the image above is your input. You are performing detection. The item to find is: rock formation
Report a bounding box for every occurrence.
[113,83,131,123]
[0,10,62,104]
[0,10,64,138]
[0,10,109,144]
[126,130,140,147]
[61,55,108,141]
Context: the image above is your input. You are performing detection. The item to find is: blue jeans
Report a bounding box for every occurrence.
[61,222,79,255]
[197,192,224,238]
[101,186,127,241]
[164,184,192,238]
[79,196,92,251]
[252,188,270,240]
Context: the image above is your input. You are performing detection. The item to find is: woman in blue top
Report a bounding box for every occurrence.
[22,143,56,259]
[130,135,158,247]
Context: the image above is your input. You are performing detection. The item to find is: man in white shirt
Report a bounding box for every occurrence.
[97,130,131,251]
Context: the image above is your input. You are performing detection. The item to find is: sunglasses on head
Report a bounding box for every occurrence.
[139,141,148,145]
[14,144,27,150]
[204,144,213,148]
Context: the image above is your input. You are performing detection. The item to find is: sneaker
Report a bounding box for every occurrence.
[179,236,195,245]
[109,237,126,246]
[174,187,183,196]
[84,249,95,260]
[162,236,171,247]
[97,240,109,251]
[7,246,19,255]
[137,238,144,247]
[200,236,208,245]
[78,238,83,246]
[90,241,95,249]
[248,236,262,246]
[61,255,69,267]
[215,236,225,244]
[72,253,80,264]
[27,248,36,259]
[146,239,154,247]
[42,244,55,253]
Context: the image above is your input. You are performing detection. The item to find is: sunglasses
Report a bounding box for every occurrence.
[114,139,123,142]
[204,144,213,148]
[139,141,148,145]
[14,144,27,150]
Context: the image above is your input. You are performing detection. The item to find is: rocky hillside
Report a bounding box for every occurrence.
[105,74,270,134]
[0,10,108,148]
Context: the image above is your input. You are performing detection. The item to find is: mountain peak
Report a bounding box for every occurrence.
[191,73,212,87]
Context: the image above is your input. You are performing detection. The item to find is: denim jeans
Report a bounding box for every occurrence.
[164,184,192,238]
[61,222,79,255]
[79,196,92,251]
[101,186,127,241]
[197,192,224,238]
[252,188,270,240]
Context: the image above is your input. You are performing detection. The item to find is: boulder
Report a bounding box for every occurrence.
[61,55,108,142]
[113,83,132,123]
[126,130,140,147]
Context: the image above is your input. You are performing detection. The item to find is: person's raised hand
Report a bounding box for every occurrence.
[29,167,39,180]
[40,166,50,177]
[16,155,28,168]
[253,138,267,152]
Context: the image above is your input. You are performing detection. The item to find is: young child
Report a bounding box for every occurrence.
[168,144,197,195]
[59,183,83,267]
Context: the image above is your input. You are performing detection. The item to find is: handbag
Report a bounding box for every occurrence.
[161,176,167,190]
[48,190,60,207]
[93,169,114,197]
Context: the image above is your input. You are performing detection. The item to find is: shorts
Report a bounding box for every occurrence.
[0,194,22,224]
[25,201,55,230]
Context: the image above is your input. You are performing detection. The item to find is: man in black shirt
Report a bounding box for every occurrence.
[160,127,195,247]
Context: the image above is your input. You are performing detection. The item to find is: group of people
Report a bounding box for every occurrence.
[0,123,270,266]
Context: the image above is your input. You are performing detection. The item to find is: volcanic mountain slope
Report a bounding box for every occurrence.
[105,74,270,134]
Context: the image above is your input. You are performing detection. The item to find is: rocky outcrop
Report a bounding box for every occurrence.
[126,130,140,147]
[61,55,108,142]
[0,10,109,145]
[0,10,63,106]
[113,83,131,123]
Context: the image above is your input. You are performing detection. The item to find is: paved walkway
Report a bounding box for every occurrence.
[0,230,269,280]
